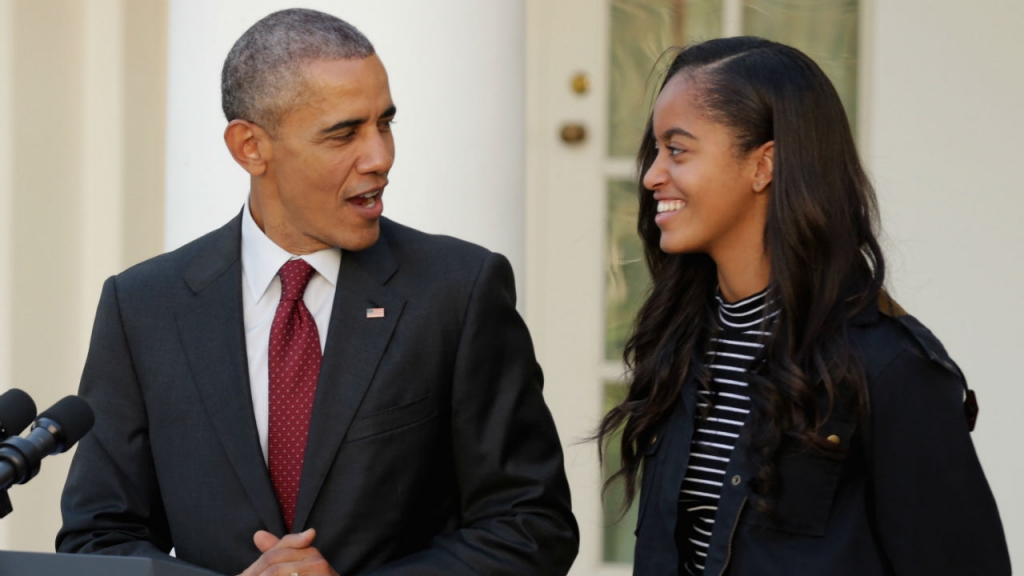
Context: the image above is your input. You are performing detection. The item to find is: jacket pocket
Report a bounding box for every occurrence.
[344,394,437,443]
[634,432,664,533]
[743,415,854,536]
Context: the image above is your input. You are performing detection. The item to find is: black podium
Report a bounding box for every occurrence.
[0,550,223,575]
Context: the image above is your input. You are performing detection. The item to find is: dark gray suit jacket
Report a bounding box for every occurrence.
[57,215,579,575]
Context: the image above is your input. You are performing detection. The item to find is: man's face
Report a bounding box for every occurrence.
[256,55,395,253]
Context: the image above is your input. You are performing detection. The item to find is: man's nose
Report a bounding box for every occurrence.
[358,130,394,174]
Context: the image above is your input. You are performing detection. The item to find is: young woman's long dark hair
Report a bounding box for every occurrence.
[599,37,885,511]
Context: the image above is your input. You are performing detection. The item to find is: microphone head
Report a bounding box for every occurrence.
[37,395,95,451]
[0,388,37,439]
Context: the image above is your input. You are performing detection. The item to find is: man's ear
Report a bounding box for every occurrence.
[752,140,774,193]
[224,120,271,176]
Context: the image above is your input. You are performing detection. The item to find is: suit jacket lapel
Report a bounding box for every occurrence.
[293,229,405,531]
[176,214,286,534]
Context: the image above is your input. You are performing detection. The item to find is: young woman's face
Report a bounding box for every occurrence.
[643,74,770,260]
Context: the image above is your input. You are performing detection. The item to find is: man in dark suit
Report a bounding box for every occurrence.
[57,9,578,576]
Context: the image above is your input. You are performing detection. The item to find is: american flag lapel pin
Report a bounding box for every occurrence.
[366,307,385,319]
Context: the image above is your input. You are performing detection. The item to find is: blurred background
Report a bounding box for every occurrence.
[0,0,1021,573]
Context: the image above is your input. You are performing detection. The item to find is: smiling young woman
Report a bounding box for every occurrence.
[598,37,1010,576]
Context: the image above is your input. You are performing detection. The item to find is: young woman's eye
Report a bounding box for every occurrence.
[668,146,685,156]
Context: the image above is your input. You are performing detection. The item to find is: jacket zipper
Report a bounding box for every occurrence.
[718,496,748,576]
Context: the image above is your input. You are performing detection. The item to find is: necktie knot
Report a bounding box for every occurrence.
[278,259,315,302]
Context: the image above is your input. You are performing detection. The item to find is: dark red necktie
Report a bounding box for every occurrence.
[268,259,322,531]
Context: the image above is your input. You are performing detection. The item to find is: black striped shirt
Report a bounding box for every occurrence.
[679,288,776,575]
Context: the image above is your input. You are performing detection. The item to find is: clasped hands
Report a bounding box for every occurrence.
[237,528,339,576]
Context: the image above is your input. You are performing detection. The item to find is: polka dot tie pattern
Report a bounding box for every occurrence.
[268,259,321,532]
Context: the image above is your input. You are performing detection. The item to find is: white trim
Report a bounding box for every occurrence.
[604,157,637,180]
[527,0,609,573]
[601,361,630,383]
[722,0,743,37]
[856,0,875,165]
[595,566,634,576]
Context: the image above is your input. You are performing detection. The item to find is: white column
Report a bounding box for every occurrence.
[0,0,13,550]
[0,0,164,553]
[79,0,124,355]
[165,0,527,294]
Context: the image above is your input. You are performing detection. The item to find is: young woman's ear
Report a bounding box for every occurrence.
[752,141,774,193]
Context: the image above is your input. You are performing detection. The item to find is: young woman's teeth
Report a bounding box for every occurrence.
[657,200,685,213]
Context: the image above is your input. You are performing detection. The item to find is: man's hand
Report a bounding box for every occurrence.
[237,528,339,576]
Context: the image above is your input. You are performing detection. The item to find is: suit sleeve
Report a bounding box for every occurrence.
[866,348,1011,575]
[363,252,579,576]
[55,277,181,563]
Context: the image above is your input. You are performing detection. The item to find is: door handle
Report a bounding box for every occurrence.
[560,123,587,144]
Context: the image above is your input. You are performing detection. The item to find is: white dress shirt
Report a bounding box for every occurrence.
[240,200,341,463]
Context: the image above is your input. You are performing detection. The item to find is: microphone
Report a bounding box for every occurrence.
[0,395,94,492]
[0,388,36,440]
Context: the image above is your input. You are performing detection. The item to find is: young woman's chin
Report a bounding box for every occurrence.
[658,232,702,255]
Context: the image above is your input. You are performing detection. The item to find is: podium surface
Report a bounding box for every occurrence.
[0,550,222,575]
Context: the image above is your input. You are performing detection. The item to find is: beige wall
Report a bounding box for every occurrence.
[0,0,166,552]
[863,0,1024,565]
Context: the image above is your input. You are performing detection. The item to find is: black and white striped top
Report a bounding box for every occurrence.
[679,288,776,575]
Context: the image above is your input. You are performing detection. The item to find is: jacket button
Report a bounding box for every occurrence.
[650,434,658,445]
[827,434,841,444]
[731,475,742,486]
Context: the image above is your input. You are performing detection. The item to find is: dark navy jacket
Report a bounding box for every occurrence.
[633,301,1011,575]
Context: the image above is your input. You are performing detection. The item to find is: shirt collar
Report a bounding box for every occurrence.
[241,199,342,304]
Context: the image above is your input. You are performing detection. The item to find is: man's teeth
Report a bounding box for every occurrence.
[354,190,379,208]
[657,200,685,213]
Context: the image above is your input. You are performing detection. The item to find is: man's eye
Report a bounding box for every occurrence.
[379,119,395,132]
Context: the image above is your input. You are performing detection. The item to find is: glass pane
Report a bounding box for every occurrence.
[605,178,650,361]
[743,0,859,134]
[602,381,639,563]
[609,0,723,158]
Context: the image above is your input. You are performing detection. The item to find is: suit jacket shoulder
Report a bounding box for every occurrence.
[113,215,241,299]
[374,218,515,314]
[378,218,493,276]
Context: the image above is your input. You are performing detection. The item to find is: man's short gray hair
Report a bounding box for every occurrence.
[221,8,375,131]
